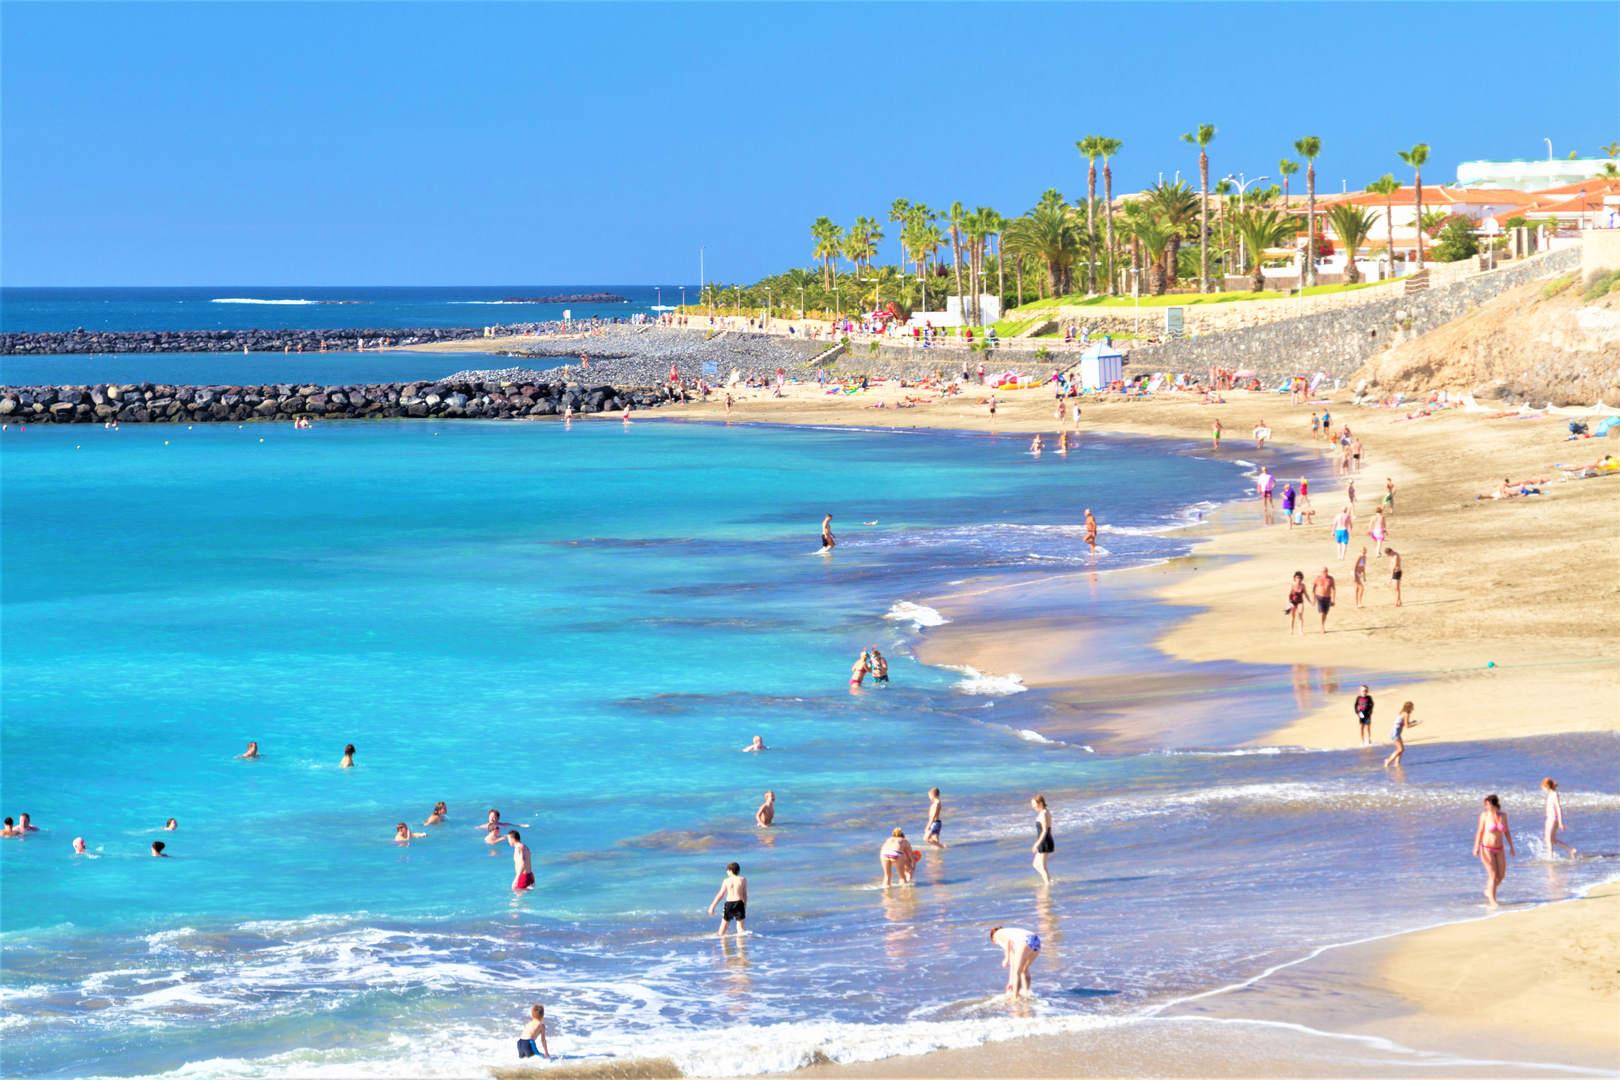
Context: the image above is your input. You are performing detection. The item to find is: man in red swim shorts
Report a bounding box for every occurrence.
[507,830,535,892]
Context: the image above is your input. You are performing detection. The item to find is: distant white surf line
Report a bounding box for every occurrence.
[209,298,322,305]
[883,601,949,629]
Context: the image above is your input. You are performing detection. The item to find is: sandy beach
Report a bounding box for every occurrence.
[656,375,1619,1076]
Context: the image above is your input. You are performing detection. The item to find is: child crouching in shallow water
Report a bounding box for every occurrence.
[517,1003,550,1059]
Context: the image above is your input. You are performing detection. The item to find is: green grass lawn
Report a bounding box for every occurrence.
[1006,277,1395,315]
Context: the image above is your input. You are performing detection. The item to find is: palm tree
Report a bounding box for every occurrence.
[1325,204,1377,284]
[1397,143,1431,269]
[965,207,996,323]
[1366,173,1401,279]
[847,216,882,274]
[1004,199,1082,298]
[1098,137,1123,294]
[1231,209,1298,293]
[1603,142,1620,159]
[1132,217,1173,295]
[1077,136,1103,293]
[1181,123,1217,292]
[811,217,842,289]
[948,202,968,316]
[1120,201,1149,294]
[1279,158,1299,207]
[1143,180,1198,288]
[903,219,933,310]
[984,208,1008,315]
[1293,137,1322,286]
[888,199,912,271]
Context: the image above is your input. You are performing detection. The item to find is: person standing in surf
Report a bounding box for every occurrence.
[925,787,945,848]
[1472,794,1515,907]
[820,513,836,553]
[1031,795,1054,885]
[1384,701,1417,767]
[754,790,775,828]
[707,862,748,937]
[507,830,535,892]
[1542,779,1576,858]
[1083,508,1098,556]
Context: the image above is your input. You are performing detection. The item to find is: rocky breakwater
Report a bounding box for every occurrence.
[0,378,674,424]
[0,327,513,355]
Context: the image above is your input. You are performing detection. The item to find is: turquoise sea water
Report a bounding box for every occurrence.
[2,420,1616,1078]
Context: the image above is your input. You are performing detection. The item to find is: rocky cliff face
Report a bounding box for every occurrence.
[1354,275,1620,406]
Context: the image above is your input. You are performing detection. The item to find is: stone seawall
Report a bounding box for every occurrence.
[0,327,519,355]
[1123,247,1582,382]
[0,379,672,424]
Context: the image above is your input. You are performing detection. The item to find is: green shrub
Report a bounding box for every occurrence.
[1541,273,1576,299]
[1582,269,1620,303]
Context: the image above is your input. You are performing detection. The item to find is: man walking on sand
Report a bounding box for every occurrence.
[707,862,748,937]
[1386,547,1403,607]
[1311,566,1337,634]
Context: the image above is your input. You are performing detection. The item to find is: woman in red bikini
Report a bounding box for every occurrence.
[1472,794,1515,907]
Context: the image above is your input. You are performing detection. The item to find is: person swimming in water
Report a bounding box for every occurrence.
[164,818,178,831]
[394,822,426,844]
[1030,434,1043,456]
[240,741,260,759]
[755,791,775,828]
[424,802,447,826]
[151,841,169,857]
[870,649,889,685]
[990,926,1042,998]
[339,743,356,768]
[742,735,768,753]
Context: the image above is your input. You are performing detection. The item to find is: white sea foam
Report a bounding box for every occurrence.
[883,601,949,629]
[208,298,320,305]
[944,665,1027,696]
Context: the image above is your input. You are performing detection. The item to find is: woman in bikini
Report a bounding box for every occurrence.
[879,827,917,887]
[1353,548,1368,607]
[1287,571,1307,636]
[1368,507,1387,556]
[1031,795,1054,885]
[1542,778,1576,858]
[1472,793,1516,907]
[849,650,870,691]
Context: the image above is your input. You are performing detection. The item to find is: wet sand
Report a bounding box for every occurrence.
[658,378,1619,1076]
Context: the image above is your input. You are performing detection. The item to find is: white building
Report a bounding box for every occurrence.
[1456,158,1616,192]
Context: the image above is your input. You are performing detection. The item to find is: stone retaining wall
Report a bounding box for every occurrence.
[1122,246,1582,382]
[0,379,673,424]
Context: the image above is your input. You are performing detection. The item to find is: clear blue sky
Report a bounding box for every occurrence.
[4,1,1615,286]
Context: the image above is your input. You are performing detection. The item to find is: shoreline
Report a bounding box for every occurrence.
[662,379,1618,1075]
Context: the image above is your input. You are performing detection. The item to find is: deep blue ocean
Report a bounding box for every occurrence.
[0,285,677,333]
[0,286,679,386]
[3,417,1615,1078]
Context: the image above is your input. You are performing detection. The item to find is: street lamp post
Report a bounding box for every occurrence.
[1222,172,1269,282]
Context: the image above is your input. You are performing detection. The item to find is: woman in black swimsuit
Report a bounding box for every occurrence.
[1031,794,1054,885]
[1287,571,1307,636]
